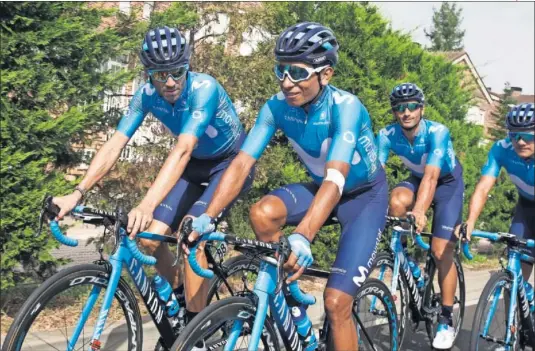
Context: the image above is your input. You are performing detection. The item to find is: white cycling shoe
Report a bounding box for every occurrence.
[432,323,455,349]
[191,340,207,351]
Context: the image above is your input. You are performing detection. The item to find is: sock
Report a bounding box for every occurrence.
[173,284,184,297]
[186,309,199,324]
[440,305,453,326]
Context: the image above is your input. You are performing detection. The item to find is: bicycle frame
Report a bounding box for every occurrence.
[72,229,175,351]
[482,247,533,347]
[222,258,320,351]
[374,227,431,320]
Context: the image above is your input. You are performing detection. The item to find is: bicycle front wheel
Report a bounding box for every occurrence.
[424,253,465,345]
[2,264,143,351]
[469,271,535,351]
[171,296,280,351]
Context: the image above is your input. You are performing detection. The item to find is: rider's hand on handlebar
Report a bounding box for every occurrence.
[407,209,427,233]
[52,192,83,220]
[127,204,154,239]
[181,214,215,254]
[284,233,313,284]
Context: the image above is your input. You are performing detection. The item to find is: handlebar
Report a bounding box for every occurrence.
[386,215,431,251]
[460,223,535,260]
[38,195,159,266]
[185,229,314,303]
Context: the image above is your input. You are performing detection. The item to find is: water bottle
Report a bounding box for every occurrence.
[407,257,424,289]
[290,305,318,351]
[153,275,180,317]
[524,281,535,313]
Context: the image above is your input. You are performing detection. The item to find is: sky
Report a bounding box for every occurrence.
[373,2,535,95]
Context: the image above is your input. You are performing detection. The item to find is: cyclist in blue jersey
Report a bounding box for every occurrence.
[461,103,534,282]
[52,27,253,321]
[184,22,388,350]
[377,83,464,349]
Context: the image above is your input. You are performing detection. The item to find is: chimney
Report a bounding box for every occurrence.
[510,86,522,98]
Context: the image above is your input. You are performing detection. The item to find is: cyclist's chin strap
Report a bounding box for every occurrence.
[300,75,325,110]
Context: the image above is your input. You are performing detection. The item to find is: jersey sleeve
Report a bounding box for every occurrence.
[327,96,361,165]
[240,102,277,159]
[377,128,393,165]
[481,142,502,178]
[426,124,451,168]
[116,85,149,138]
[180,77,218,139]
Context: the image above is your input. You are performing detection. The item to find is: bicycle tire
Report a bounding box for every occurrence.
[469,270,534,351]
[371,251,410,347]
[2,264,143,351]
[170,296,280,351]
[326,278,400,351]
[206,254,260,304]
[424,253,466,345]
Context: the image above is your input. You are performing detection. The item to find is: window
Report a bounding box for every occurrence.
[119,2,131,15]
[466,106,485,126]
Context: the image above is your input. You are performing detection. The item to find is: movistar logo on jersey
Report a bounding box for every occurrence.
[429,125,445,133]
[192,80,211,90]
[143,83,156,96]
[332,91,354,105]
[381,127,395,137]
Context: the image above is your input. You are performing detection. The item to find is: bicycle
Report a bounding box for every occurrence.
[171,230,399,351]
[370,216,466,348]
[462,227,535,350]
[2,197,260,351]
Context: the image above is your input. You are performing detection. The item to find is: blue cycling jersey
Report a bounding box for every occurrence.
[241,85,381,193]
[377,119,457,178]
[117,72,243,159]
[481,138,535,201]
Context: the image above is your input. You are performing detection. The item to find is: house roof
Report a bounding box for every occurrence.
[495,94,535,104]
[435,50,467,62]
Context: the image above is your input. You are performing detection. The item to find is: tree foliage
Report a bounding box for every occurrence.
[425,2,466,51]
[1,2,133,288]
[2,2,517,281]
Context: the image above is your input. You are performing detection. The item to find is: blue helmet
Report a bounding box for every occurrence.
[275,22,339,67]
[139,26,190,70]
[506,103,534,130]
[389,83,425,106]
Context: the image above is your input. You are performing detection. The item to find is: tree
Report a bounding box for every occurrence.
[425,3,465,51]
[0,2,133,288]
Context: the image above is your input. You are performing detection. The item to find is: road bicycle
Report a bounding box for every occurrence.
[1,197,260,351]
[171,230,399,351]
[462,226,535,350]
[370,215,466,348]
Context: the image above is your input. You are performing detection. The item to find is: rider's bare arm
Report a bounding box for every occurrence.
[205,151,256,218]
[78,131,130,192]
[294,161,349,242]
[466,175,497,225]
[138,134,197,211]
[412,164,441,215]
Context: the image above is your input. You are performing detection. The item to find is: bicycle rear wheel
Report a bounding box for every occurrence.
[206,255,260,303]
[326,278,399,351]
[170,296,280,351]
[2,264,143,351]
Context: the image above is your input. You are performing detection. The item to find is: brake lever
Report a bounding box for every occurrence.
[36,195,59,238]
[275,236,290,295]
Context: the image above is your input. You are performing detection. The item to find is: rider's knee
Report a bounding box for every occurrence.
[250,198,283,226]
[138,238,161,255]
[432,241,455,261]
[389,192,412,215]
[324,291,352,320]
